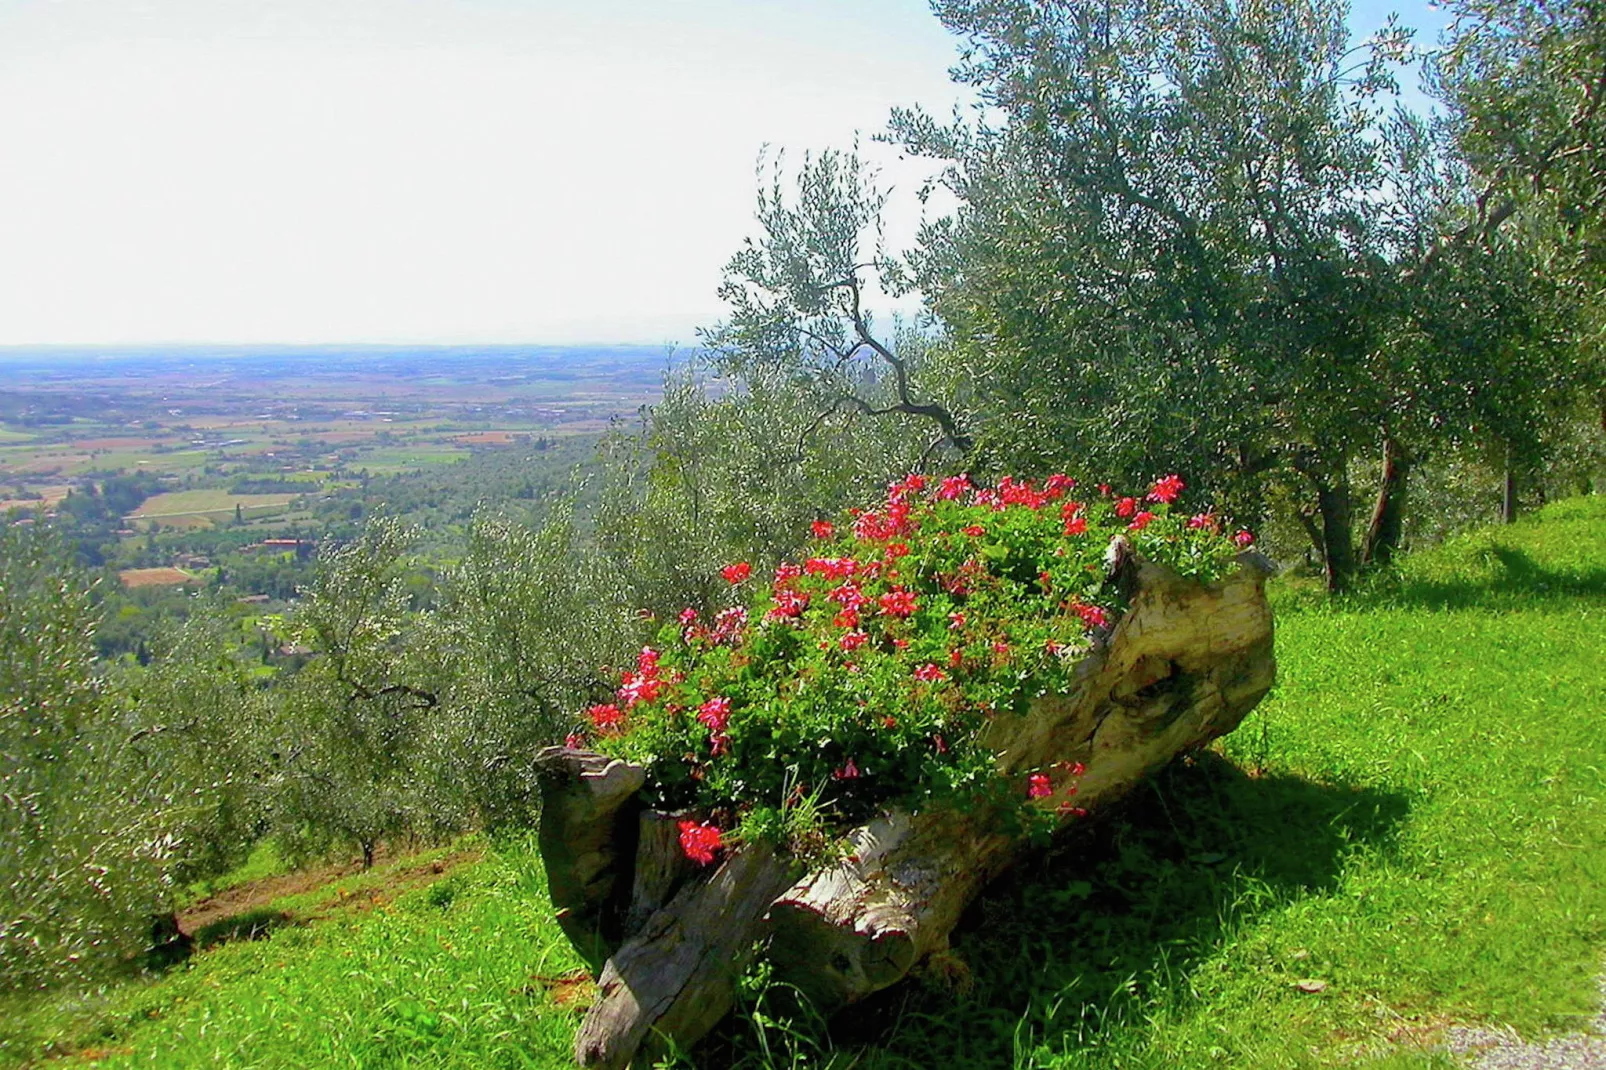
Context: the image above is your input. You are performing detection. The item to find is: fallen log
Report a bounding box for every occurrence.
[538,546,1275,1067]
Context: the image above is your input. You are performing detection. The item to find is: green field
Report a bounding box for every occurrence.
[356,444,471,472]
[3,498,1603,1069]
[127,489,301,519]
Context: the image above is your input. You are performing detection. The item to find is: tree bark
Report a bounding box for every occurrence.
[534,748,647,974]
[539,548,1277,1067]
[573,843,802,1070]
[1503,449,1519,525]
[1361,436,1411,567]
[1313,473,1356,593]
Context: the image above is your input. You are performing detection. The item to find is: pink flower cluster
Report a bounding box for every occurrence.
[615,646,668,710]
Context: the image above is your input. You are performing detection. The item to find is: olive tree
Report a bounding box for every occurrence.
[1,529,259,986]
[268,517,456,868]
[892,0,1420,590]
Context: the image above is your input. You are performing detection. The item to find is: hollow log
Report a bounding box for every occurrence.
[767,551,1276,1011]
[538,549,1276,1067]
[533,747,646,973]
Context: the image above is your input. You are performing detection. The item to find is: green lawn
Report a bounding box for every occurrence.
[4,498,1603,1069]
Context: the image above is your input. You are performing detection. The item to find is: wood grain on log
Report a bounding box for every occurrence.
[534,747,647,973]
[573,843,801,1070]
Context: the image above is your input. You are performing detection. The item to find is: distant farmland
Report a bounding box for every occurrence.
[128,489,300,521]
[118,567,198,588]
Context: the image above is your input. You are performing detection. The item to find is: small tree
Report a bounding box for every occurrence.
[270,517,454,867]
[705,148,972,463]
[0,531,258,986]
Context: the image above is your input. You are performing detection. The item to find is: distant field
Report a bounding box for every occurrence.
[0,428,37,443]
[118,567,197,588]
[66,449,213,477]
[0,485,69,512]
[356,444,469,471]
[453,431,527,446]
[129,490,300,519]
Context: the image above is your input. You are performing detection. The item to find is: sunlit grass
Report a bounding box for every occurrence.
[3,497,1602,1069]
[0,837,585,1070]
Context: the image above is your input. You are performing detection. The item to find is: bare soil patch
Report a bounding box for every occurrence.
[118,568,195,588]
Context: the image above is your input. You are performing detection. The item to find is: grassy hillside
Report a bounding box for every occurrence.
[5,497,1603,1069]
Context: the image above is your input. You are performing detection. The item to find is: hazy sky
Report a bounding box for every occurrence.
[0,0,1440,347]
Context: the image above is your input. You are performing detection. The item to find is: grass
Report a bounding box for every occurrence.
[0,838,586,1069]
[3,497,1603,1069]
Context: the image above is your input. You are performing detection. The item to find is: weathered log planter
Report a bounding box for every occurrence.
[536,539,1275,1069]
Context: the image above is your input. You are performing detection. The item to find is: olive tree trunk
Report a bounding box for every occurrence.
[535,547,1276,1069]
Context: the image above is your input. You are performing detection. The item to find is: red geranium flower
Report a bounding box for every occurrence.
[710,606,747,645]
[936,473,972,501]
[1233,529,1256,548]
[1147,474,1185,504]
[1114,496,1137,518]
[1128,510,1155,532]
[1064,516,1088,536]
[1068,600,1110,630]
[961,524,987,537]
[1027,773,1053,798]
[839,630,869,651]
[811,519,835,540]
[588,703,624,733]
[1045,473,1077,496]
[677,820,723,865]
[617,672,662,708]
[721,562,752,584]
[832,757,861,780]
[764,589,810,622]
[879,588,917,618]
[696,696,731,733]
[913,663,946,682]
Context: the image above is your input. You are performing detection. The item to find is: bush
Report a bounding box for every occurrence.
[580,472,1246,860]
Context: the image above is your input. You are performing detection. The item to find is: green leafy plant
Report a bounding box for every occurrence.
[578,472,1248,863]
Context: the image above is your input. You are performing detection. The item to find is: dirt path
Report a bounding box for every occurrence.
[1447,975,1606,1069]
[178,844,482,940]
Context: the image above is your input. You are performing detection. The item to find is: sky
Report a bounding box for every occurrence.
[0,0,1442,348]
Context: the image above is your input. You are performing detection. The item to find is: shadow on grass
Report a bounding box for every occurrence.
[191,908,295,950]
[1371,545,1606,612]
[703,751,1412,1068]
